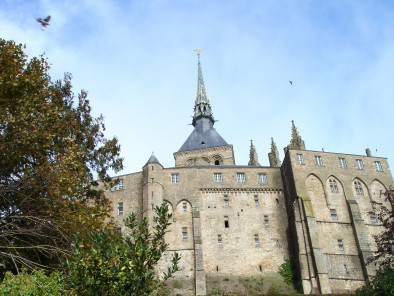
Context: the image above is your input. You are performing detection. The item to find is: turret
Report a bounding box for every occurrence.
[142,153,164,229]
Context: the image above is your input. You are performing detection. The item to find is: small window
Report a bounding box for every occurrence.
[344,264,349,274]
[254,234,260,247]
[217,235,222,247]
[183,201,187,212]
[224,216,229,228]
[214,173,222,183]
[152,191,154,197]
[370,212,377,223]
[338,239,344,252]
[182,227,188,240]
[237,173,246,183]
[224,195,229,207]
[151,203,154,210]
[374,161,383,172]
[254,195,259,207]
[339,157,347,168]
[258,173,267,184]
[315,156,323,166]
[297,154,304,164]
[329,179,339,193]
[151,178,154,184]
[117,227,122,233]
[171,173,179,183]
[354,181,364,196]
[151,166,154,171]
[118,202,123,215]
[112,179,124,191]
[264,215,269,228]
[356,159,364,170]
[215,160,220,165]
[330,209,338,221]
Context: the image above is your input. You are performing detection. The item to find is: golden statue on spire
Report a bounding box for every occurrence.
[194,49,202,56]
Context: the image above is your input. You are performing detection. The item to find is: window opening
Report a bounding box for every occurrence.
[183,202,187,212]
[375,161,383,172]
[118,202,123,215]
[339,157,347,168]
[237,173,246,183]
[370,212,377,223]
[254,234,260,247]
[254,195,259,207]
[224,195,229,207]
[297,154,304,164]
[171,173,179,183]
[356,159,364,170]
[217,235,222,247]
[338,239,344,252]
[214,173,222,183]
[112,179,124,191]
[315,155,323,166]
[224,216,229,228]
[329,179,339,193]
[259,173,267,183]
[330,209,338,221]
[354,181,364,196]
[215,160,220,165]
[182,227,188,240]
[264,215,269,227]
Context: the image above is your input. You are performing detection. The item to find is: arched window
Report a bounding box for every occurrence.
[329,179,339,193]
[354,181,364,196]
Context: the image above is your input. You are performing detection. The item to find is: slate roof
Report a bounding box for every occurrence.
[177,117,228,152]
[144,153,162,167]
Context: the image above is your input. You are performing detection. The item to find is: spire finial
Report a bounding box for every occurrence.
[288,120,306,150]
[248,139,260,166]
[192,49,214,126]
[268,137,281,167]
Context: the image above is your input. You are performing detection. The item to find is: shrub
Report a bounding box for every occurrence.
[354,267,394,296]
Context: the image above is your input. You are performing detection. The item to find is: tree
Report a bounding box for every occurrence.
[0,38,123,274]
[66,204,180,296]
[368,188,394,268]
[354,266,394,296]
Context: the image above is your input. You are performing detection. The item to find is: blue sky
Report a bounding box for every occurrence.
[1,0,393,175]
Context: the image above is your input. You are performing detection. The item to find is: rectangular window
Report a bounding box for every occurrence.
[370,212,377,223]
[118,202,123,215]
[237,173,246,183]
[254,195,259,207]
[182,227,188,240]
[214,173,222,183]
[183,201,187,212]
[329,179,339,193]
[330,209,338,221]
[112,179,124,191]
[254,234,260,247]
[339,157,347,168]
[258,173,267,184]
[356,159,364,170]
[151,178,154,184]
[217,235,222,247]
[297,154,304,164]
[171,173,179,183]
[224,195,229,207]
[224,216,229,228]
[354,181,364,196]
[338,239,344,252]
[264,215,269,228]
[374,161,383,172]
[315,156,323,166]
[117,227,122,233]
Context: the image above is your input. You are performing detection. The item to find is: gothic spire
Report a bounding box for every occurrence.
[268,138,281,167]
[192,49,214,126]
[248,140,260,166]
[288,120,306,150]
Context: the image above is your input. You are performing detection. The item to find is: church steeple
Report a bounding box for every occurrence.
[287,120,306,150]
[192,49,214,126]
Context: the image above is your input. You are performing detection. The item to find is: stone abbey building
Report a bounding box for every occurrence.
[104,54,393,295]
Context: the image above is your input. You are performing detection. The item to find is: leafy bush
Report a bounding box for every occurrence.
[278,259,294,287]
[0,269,67,296]
[354,267,394,296]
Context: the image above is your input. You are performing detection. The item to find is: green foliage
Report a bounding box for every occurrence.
[65,204,180,296]
[0,269,67,296]
[0,38,123,273]
[278,259,294,287]
[265,285,282,295]
[173,279,182,288]
[354,267,394,296]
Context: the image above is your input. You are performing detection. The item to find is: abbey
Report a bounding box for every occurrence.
[104,54,393,295]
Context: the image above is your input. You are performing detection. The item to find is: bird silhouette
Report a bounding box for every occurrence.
[289,80,293,85]
[37,16,51,30]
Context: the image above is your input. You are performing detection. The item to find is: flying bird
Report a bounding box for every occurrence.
[289,80,293,85]
[37,16,51,30]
